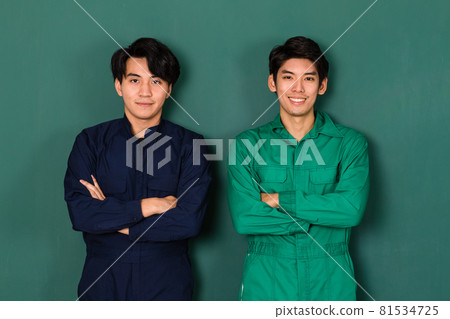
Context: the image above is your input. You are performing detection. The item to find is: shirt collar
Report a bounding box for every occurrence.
[271,111,343,138]
[121,114,165,138]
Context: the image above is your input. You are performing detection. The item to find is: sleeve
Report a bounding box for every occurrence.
[278,134,370,228]
[128,136,212,242]
[64,131,144,234]
[227,136,310,236]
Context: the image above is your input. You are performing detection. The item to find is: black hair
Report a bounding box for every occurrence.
[269,36,329,85]
[111,38,180,85]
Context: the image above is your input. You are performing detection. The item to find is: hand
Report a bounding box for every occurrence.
[80,176,125,235]
[160,195,178,211]
[141,196,178,217]
[119,196,177,233]
[80,175,105,200]
[260,193,279,208]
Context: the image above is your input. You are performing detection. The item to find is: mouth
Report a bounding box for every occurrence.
[136,102,154,107]
[288,97,306,104]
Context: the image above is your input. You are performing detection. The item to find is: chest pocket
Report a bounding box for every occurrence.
[95,165,126,196]
[256,167,287,193]
[309,166,338,194]
[147,174,178,196]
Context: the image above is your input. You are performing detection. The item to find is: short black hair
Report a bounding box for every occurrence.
[111,38,180,85]
[269,36,329,85]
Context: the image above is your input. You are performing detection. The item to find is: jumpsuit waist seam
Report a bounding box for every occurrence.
[247,240,349,259]
[86,242,188,262]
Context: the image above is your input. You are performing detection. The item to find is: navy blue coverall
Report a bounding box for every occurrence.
[64,115,211,300]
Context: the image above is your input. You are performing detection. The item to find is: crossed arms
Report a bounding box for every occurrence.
[227,135,370,235]
[64,130,211,242]
[79,175,177,235]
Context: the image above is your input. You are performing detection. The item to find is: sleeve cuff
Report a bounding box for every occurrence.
[293,191,319,223]
[289,219,311,234]
[128,222,141,241]
[278,190,297,216]
[279,191,311,234]
[126,199,144,223]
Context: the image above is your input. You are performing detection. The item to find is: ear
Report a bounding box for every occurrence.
[115,78,123,97]
[165,84,172,99]
[268,74,277,92]
[318,77,328,95]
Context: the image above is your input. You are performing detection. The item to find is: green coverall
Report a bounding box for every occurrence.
[227,111,369,301]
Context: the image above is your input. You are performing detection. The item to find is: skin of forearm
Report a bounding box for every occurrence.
[260,193,279,208]
[140,196,177,217]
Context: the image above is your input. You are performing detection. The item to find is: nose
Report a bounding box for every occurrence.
[139,82,152,97]
[291,78,304,93]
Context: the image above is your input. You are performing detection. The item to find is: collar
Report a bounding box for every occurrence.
[121,114,165,138]
[271,111,343,139]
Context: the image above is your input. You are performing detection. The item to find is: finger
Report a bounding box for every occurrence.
[83,184,99,199]
[80,179,102,200]
[168,196,177,206]
[164,198,176,210]
[85,176,104,200]
[91,175,106,200]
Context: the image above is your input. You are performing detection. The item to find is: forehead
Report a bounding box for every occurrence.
[279,58,318,74]
[125,57,152,76]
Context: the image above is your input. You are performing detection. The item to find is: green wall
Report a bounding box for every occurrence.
[0,0,449,300]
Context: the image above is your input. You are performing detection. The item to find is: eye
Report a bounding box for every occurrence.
[305,77,315,81]
[282,75,293,80]
[152,79,161,84]
[130,79,139,83]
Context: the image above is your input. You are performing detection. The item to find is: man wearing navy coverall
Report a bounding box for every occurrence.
[64,38,211,300]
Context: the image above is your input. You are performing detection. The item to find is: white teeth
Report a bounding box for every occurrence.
[290,98,305,102]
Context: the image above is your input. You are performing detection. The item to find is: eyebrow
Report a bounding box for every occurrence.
[126,73,159,79]
[280,70,317,76]
[126,73,141,78]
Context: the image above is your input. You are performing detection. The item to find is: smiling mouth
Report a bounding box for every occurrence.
[288,97,306,103]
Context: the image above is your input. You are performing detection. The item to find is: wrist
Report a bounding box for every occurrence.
[141,198,158,217]
[274,193,279,208]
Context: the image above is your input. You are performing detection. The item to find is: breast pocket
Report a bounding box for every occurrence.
[147,175,179,197]
[95,167,126,196]
[94,154,127,196]
[256,167,287,193]
[309,166,338,195]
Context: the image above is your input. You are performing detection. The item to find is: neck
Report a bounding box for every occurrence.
[132,120,160,137]
[125,111,161,137]
[280,109,316,142]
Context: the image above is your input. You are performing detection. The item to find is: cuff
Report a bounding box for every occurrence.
[293,191,319,223]
[289,219,311,234]
[128,221,142,241]
[278,191,297,216]
[126,199,144,224]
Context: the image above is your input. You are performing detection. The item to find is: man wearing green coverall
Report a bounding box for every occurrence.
[227,36,370,301]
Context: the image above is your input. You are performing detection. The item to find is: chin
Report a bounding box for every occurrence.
[287,109,306,116]
[292,107,313,116]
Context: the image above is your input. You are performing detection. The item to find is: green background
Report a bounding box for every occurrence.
[1,0,449,300]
